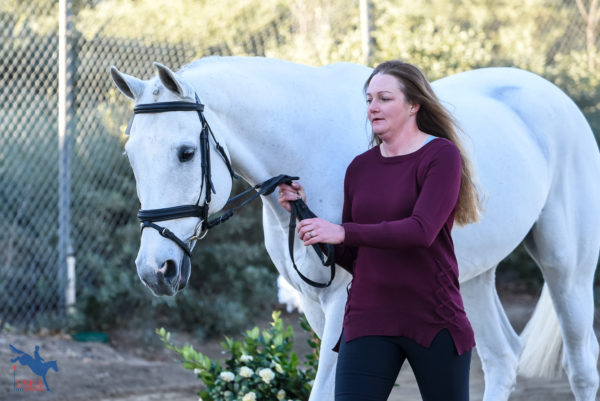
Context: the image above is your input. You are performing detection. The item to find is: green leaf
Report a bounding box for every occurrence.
[247,326,260,340]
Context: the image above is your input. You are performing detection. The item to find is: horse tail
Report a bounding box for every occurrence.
[517,284,563,378]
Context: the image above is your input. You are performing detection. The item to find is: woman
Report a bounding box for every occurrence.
[279,60,481,401]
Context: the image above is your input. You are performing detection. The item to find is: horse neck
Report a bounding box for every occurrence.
[186,64,331,182]
[217,116,313,186]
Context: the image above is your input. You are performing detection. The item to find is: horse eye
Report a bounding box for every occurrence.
[178,146,196,163]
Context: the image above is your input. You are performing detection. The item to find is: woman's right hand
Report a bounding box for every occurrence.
[277,182,306,212]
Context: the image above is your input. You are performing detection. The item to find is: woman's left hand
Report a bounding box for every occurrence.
[297,217,345,246]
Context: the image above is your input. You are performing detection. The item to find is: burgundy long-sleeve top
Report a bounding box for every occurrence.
[334,138,475,355]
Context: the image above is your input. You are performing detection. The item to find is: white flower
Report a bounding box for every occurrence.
[258,367,275,384]
[274,363,284,374]
[193,368,202,375]
[242,392,257,401]
[219,371,235,382]
[197,397,203,401]
[223,391,233,397]
[239,366,254,378]
[277,389,286,400]
[240,354,254,363]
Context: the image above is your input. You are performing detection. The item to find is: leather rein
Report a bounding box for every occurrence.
[127,95,335,288]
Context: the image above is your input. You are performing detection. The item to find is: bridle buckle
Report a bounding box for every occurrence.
[189,220,209,242]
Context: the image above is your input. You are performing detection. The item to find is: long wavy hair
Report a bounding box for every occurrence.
[364,60,481,225]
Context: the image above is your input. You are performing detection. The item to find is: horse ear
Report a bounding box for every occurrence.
[110,66,145,100]
[154,62,193,99]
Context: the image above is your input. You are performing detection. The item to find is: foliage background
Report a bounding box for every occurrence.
[1,0,598,335]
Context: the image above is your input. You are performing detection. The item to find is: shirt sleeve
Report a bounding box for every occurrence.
[333,169,358,273]
[341,144,462,249]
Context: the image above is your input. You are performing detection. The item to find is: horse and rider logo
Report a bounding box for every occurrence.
[10,344,59,392]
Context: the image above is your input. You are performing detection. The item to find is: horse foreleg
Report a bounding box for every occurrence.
[306,287,347,401]
[461,267,521,401]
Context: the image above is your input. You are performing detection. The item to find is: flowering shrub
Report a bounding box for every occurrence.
[157,311,320,401]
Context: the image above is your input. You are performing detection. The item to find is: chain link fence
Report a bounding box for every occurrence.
[1,0,596,329]
[2,1,61,328]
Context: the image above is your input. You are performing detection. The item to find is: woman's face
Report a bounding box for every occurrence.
[366,73,413,141]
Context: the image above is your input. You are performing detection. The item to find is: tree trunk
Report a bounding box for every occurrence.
[575,0,599,70]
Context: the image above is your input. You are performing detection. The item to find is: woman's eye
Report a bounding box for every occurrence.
[178,146,196,162]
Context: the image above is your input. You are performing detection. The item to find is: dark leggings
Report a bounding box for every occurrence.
[335,330,471,401]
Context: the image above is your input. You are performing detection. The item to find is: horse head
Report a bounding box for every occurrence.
[110,63,234,296]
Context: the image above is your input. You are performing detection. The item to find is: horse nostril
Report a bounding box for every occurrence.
[160,259,178,282]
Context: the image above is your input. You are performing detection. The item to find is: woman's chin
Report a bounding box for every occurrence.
[374,131,389,141]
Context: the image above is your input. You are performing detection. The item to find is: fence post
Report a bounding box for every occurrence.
[58,0,75,316]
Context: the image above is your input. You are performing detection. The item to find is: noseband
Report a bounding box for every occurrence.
[127,94,335,288]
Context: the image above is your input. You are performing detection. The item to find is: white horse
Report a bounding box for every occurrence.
[110,56,600,401]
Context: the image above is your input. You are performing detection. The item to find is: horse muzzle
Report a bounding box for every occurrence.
[136,253,191,296]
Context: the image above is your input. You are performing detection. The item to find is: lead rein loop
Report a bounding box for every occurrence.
[287,194,336,288]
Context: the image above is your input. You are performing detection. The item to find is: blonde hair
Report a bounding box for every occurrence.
[364,60,481,225]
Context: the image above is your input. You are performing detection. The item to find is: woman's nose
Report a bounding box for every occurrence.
[368,102,378,115]
[368,100,378,112]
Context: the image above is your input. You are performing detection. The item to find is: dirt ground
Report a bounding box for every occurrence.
[1,292,597,401]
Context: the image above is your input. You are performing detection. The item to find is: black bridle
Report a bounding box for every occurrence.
[127,94,335,287]
[130,94,236,257]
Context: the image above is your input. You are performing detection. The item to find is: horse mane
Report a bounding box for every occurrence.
[179,55,300,74]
